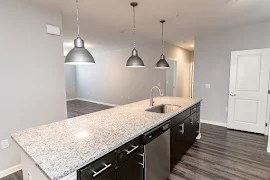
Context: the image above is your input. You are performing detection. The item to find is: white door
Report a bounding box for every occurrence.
[227,49,270,134]
[166,60,177,96]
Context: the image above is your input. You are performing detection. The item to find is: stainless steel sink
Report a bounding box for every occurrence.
[146,104,181,114]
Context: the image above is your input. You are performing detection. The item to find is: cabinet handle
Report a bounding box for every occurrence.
[193,108,197,111]
[124,145,139,155]
[138,153,144,168]
[190,118,193,125]
[179,123,184,134]
[92,163,112,178]
[138,162,144,166]
[230,93,236,96]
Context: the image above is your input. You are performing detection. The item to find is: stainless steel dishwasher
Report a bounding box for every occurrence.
[142,121,170,180]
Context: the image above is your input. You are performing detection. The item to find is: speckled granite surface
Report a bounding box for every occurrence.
[12,97,201,180]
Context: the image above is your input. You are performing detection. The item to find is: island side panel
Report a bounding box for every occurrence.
[21,151,49,180]
[21,151,77,180]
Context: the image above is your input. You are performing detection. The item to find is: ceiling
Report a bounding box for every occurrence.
[31,0,270,53]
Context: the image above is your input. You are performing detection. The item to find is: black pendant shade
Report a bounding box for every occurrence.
[156,20,169,69]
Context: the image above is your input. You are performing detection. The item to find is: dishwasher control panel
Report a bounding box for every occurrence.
[142,121,170,144]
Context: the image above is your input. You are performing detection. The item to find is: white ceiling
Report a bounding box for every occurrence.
[31,0,270,52]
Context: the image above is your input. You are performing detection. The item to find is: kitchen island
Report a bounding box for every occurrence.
[12,96,201,180]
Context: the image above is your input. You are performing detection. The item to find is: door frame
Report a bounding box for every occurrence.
[227,48,270,135]
[166,59,178,96]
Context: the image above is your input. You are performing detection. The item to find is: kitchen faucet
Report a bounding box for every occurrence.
[150,86,163,106]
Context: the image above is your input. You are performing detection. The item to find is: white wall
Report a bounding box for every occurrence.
[65,65,77,100]
[0,0,67,172]
[194,21,270,124]
[165,42,191,98]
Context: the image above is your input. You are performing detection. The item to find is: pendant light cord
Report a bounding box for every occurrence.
[162,22,164,54]
[133,6,136,49]
[76,0,80,37]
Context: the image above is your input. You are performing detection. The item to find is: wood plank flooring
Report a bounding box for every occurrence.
[0,170,22,180]
[67,100,113,118]
[168,123,270,180]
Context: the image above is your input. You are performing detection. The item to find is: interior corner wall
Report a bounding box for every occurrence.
[64,65,77,100]
[75,43,167,105]
[0,0,67,172]
[194,21,270,124]
[164,42,191,98]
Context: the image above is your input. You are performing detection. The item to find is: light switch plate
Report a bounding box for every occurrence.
[205,84,211,88]
[1,139,9,149]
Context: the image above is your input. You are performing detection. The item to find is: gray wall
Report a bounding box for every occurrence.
[0,0,67,171]
[76,43,166,105]
[194,21,270,124]
[65,65,77,100]
[75,43,191,105]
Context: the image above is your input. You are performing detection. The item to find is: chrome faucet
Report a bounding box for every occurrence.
[150,86,163,106]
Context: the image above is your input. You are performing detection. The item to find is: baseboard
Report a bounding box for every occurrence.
[66,98,77,101]
[200,119,227,127]
[0,164,22,178]
[76,98,119,107]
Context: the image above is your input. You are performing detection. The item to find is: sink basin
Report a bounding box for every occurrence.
[146,104,181,114]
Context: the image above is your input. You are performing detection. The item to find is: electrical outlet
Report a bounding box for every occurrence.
[158,82,161,87]
[1,139,9,149]
[28,171,32,180]
[127,96,130,100]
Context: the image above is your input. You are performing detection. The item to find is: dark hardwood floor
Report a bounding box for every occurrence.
[2,101,270,180]
[0,170,22,180]
[67,100,113,118]
[168,123,270,180]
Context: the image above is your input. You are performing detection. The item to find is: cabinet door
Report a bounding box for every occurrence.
[171,121,187,167]
[190,114,197,143]
[170,125,180,168]
[78,151,116,180]
[99,171,116,180]
[117,152,144,180]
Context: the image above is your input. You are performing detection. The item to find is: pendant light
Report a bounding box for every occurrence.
[126,2,145,67]
[65,0,95,65]
[156,20,169,69]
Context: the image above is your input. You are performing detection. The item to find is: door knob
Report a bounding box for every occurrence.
[230,93,236,96]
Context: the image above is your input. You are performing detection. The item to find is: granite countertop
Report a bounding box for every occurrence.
[12,96,201,180]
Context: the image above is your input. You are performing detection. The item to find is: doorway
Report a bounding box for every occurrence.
[166,60,177,96]
[227,49,270,134]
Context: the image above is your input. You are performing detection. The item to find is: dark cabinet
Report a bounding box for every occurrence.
[79,102,201,180]
[78,151,116,180]
[98,171,117,180]
[170,102,201,169]
[117,150,144,180]
[116,137,142,164]
[170,117,192,168]
[171,122,184,167]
